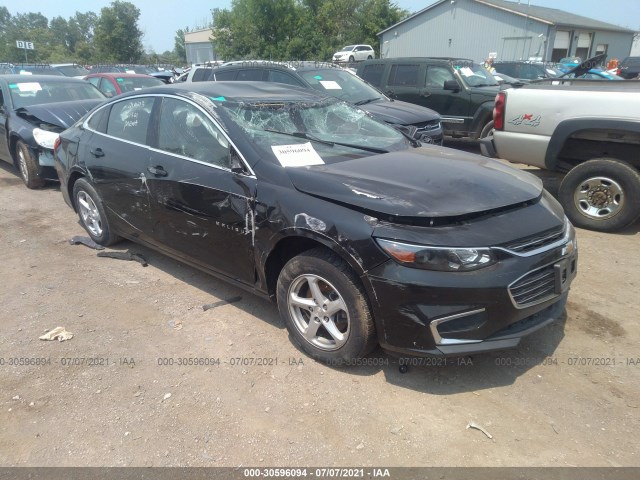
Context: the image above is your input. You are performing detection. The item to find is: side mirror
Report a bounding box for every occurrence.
[103,91,114,98]
[229,149,246,174]
[443,79,460,91]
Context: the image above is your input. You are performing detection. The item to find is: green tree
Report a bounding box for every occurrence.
[212,0,406,61]
[94,0,144,62]
[174,27,188,63]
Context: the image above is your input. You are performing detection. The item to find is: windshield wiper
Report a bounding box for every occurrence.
[263,128,389,154]
[354,97,381,106]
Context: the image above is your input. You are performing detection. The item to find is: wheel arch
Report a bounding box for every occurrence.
[469,102,495,139]
[545,119,640,171]
[263,231,368,302]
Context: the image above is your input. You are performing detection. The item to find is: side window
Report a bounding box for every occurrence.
[106,97,154,144]
[360,64,385,87]
[192,68,211,82]
[87,106,110,133]
[267,70,304,86]
[388,64,419,86]
[425,66,455,88]
[99,78,117,97]
[157,97,230,168]
[212,69,236,81]
[87,77,100,88]
[237,69,265,81]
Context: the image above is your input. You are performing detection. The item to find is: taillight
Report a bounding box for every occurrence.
[493,92,506,131]
[53,136,61,152]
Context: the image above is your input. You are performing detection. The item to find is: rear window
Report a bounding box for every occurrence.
[359,64,385,87]
[56,65,90,77]
[211,69,235,81]
[9,80,105,108]
[115,76,164,92]
[494,63,516,76]
[388,64,419,87]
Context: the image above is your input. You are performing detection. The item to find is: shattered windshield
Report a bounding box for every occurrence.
[453,62,499,87]
[299,68,383,104]
[215,98,411,166]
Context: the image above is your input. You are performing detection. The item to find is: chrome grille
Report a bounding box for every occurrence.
[503,227,565,254]
[509,264,556,307]
[413,120,441,132]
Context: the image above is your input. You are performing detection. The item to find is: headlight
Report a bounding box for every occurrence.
[32,128,60,149]
[376,238,497,272]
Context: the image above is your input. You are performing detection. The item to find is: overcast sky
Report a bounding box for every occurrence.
[6,0,640,53]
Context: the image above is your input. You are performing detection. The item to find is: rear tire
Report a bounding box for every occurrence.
[558,158,640,232]
[73,178,121,246]
[276,248,377,365]
[15,140,45,189]
[367,55,373,60]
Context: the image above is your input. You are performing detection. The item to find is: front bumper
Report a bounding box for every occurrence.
[365,226,577,357]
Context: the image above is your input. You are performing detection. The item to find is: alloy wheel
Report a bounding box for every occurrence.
[77,191,103,237]
[287,274,350,351]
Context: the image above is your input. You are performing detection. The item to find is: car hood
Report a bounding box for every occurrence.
[16,99,104,129]
[363,99,440,124]
[286,148,543,221]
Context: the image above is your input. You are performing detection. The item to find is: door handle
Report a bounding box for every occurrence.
[147,165,168,177]
[90,148,105,157]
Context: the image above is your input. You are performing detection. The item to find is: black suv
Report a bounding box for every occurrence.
[206,61,443,144]
[617,56,640,79]
[357,58,502,139]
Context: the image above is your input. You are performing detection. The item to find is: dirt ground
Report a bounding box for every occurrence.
[0,146,639,468]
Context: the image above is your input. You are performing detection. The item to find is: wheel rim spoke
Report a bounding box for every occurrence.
[303,318,322,340]
[322,319,347,347]
[324,298,347,317]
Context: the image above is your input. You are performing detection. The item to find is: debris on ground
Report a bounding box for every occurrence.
[202,296,242,311]
[39,326,74,342]
[466,421,493,439]
[167,320,183,330]
[97,251,148,267]
[68,236,104,250]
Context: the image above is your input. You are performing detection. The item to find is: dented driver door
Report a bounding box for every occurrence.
[144,97,257,284]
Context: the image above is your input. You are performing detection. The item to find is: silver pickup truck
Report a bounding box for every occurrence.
[481,80,640,232]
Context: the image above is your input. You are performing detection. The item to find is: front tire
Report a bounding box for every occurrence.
[276,248,377,364]
[15,140,45,189]
[558,158,640,232]
[348,55,355,63]
[73,178,121,246]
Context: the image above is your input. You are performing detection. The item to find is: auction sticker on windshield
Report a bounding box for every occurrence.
[271,142,324,167]
[17,82,42,92]
[319,80,342,90]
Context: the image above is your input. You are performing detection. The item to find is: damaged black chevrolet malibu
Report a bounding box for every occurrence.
[54,82,577,364]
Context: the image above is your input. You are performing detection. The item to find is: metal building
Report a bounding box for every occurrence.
[185,28,221,64]
[379,0,634,63]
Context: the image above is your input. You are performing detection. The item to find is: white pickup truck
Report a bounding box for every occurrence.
[481,80,640,232]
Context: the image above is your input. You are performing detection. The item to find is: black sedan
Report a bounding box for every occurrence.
[0,75,106,188]
[54,82,577,364]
